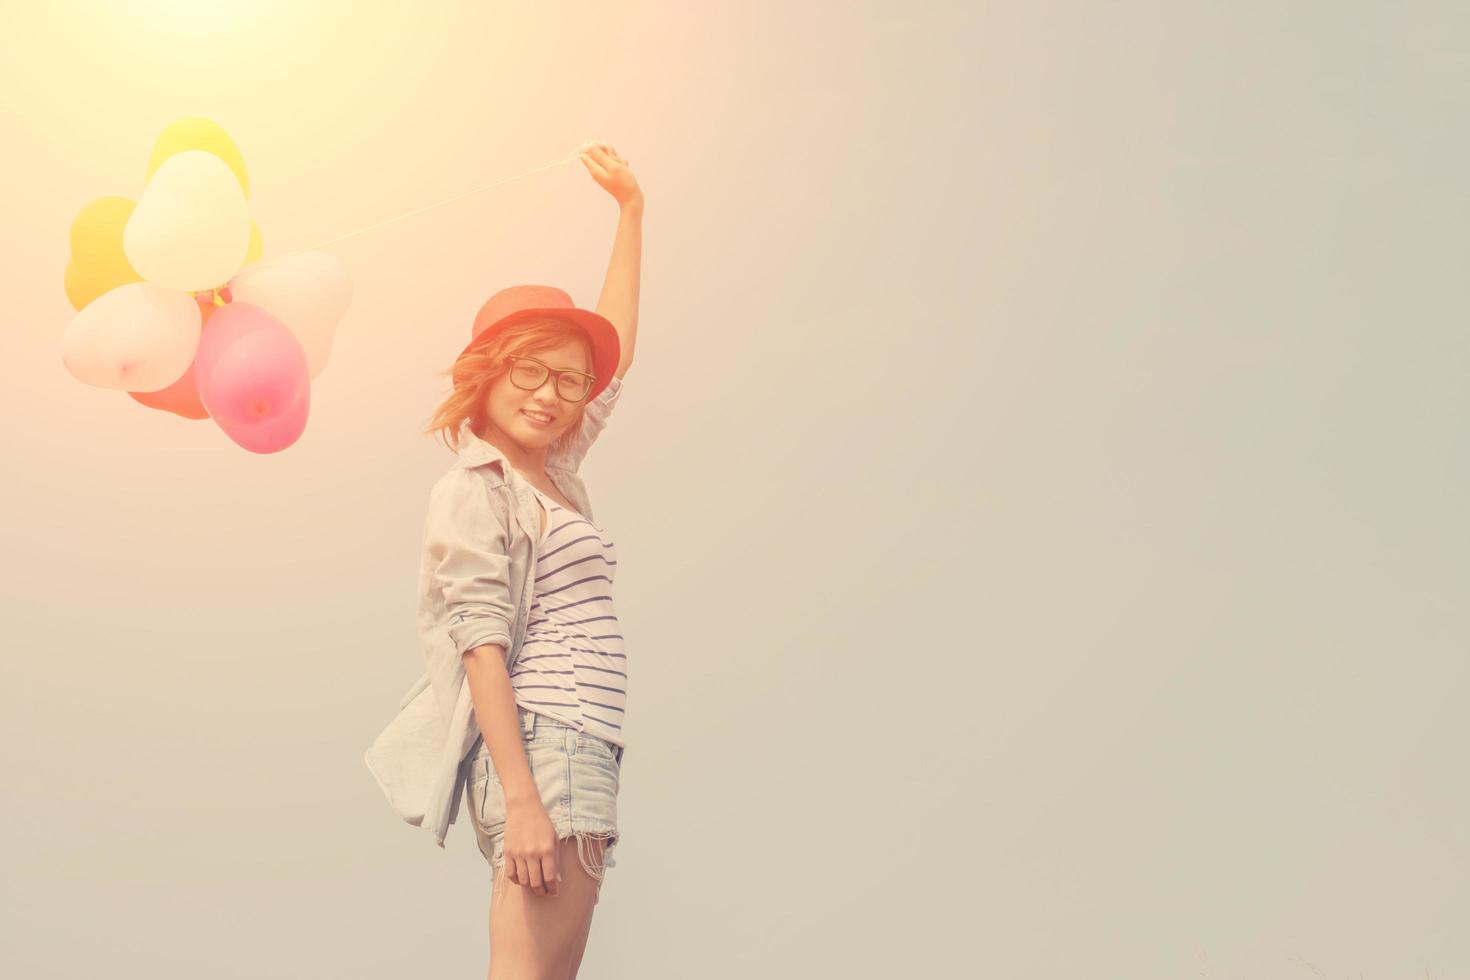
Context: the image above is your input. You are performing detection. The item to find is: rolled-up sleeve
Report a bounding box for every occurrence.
[425,469,515,660]
[548,374,623,473]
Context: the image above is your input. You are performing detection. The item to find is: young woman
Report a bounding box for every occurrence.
[422,143,642,979]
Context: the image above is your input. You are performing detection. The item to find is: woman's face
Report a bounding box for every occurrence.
[480,336,593,455]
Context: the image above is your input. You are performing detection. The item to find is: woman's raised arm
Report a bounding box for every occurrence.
[579,143,642,382]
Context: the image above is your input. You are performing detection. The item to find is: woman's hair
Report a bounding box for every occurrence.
[424,316,593,454]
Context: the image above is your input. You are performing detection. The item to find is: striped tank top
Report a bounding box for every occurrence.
[509,483,627,747]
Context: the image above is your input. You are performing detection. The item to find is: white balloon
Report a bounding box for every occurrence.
[227,250,352,378]
[124,150,251,292]
[61,282,202,392]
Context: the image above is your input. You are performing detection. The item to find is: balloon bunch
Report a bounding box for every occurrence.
[61,117,351,453]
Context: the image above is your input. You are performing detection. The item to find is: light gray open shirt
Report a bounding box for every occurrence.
[365,375,625,847]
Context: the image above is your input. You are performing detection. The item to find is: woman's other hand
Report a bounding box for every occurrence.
[579,141,643,210]
[503,796,563,896]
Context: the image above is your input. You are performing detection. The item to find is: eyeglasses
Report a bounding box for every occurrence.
[504,356,597,403]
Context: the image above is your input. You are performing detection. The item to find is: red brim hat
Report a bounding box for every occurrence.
[456,285,621,402]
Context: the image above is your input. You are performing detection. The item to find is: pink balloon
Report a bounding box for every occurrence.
[195,302,311,454]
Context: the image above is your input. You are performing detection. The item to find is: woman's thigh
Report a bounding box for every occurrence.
[488,834,603,980]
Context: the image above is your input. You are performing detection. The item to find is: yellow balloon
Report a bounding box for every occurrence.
[247,220,263,264]
[147,116,250,198]
[64,196,142,310]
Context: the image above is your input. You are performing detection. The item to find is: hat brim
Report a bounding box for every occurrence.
[456,306,621,402]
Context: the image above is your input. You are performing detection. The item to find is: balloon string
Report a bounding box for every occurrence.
[277,150,586,257]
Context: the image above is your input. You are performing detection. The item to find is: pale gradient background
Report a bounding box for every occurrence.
[2,2,1466,978]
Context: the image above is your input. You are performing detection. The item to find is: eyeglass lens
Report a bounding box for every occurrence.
[510,359,592,401]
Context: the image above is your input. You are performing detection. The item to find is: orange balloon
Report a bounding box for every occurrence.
[126,296,216,419]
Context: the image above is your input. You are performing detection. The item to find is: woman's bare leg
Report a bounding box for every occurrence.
[487,834,606,980]
[563,834,613,979]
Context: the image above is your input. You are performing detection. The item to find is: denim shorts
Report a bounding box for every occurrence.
[465,705,624,904]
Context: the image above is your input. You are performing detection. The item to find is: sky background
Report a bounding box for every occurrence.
[1,1,1467,978]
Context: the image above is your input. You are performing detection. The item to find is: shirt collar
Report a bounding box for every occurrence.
[454,418,508,473]
[454,418,568,476]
